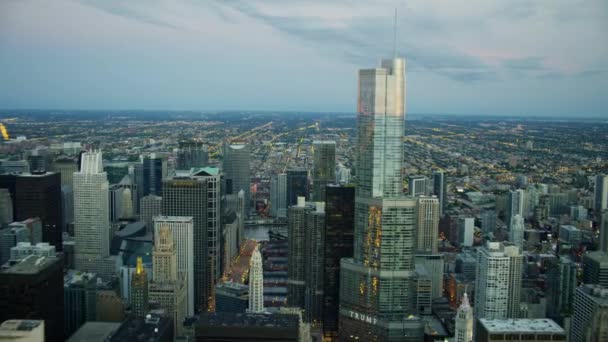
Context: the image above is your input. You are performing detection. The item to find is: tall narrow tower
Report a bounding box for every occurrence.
[454,292,474,342]
[248,245,264,313]
[130,256,149,317]
[73,151,112,278]
[312,140,336,201]
[339,58,423,341]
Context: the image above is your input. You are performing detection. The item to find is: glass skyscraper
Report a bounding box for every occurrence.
[339,58,423,341]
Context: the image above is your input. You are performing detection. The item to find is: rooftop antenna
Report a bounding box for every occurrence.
[393,7,398,59]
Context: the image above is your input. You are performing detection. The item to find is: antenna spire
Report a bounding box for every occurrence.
[393,8,398,58]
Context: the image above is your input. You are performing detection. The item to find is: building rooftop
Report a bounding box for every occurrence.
[109,314,172,342]
[2,253,60,275]
[197,312,300,329]
[64,269,97,287]
[153,216,193,223]
[68,322,121,342]
[479,319,565,333]
[578,284,608,303]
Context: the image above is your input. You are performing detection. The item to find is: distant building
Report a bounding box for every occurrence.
[67,321,120,342]
[409,175,429,197]
[215,282,248,313]
[223,144,250,213]
[52,156,78,187]
[195,312,302,342]
[0,226,29,265]
[506,189,525,228]
[15,172,62,250]
[0,188,13,225]
[270,173,287,218]
[143,154,166,197]
[140,194,162,233]
[432,170,447,216]
[0,320,45,342]
[480,210,497,235]
[130,257,149,318]
[109,314,174,342]
[416,196,440,253]
[546,256,577,322]
[509,214,524,250]
[458,217,474,247]
[64,270,98,338]
[177,141,208,170]
[475,242,523,319]
[148,226,187,337]
[154,216,195,316]
[476,319,565,342]
[595,175,608,213]
[162,167,221,312]
[0,249,64,341]
[571,284,608,342]
[287,197,308,309]
[286,169,308,206]
[582,251,608,287]
[247,246,264,313]
[74,151,114,279]
[304,202,325,324]
[322,185,354,340]
[454,293,473,342]
[312,140,336,202]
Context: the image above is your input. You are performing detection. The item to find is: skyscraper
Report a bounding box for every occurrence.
[223,144,250,214]
[248,245,264,314]
[454,293,473,342]
[130,257,149,318]
[0,246,64,341]
[140,194,162,233]
[458,217,475,247]
[0,188,13,226]
[15,172,62,250]
[287,197,307,309]
[149,225,187,337]
[509,214,525,250]
[162,168,220,312]
[409,175,429,197]
[73,151,113,278]
[143,154,166,197]
[312,140,336,202]
[595,175,608,213]
[415,196,440,253]
[432,170,447,216]
[506,189,525,228]
[322,185,354,340]
[178,141,208,170]
[154,216,195,316]
[546,256,577,322]
[571,284,608,342]
[339,58,423,341]
[270,173,287,218]
[304,202,325,324]
[474,242,523,319]
[286,169,309,206]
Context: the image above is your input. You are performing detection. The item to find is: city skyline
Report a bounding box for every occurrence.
[1,0,607,117]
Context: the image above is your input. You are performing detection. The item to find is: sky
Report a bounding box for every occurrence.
[1,0,607,117]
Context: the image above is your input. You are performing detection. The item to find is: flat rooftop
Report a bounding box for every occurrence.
[197,312,299,329]
[68,322,121,342]
[2,254,60,275]
[479,319,565,333]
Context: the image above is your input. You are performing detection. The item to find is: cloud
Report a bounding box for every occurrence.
[77,0,181,30]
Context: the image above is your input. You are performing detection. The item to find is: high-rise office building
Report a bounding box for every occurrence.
[312,140,336,202]
[140,194,162,233]
[432,170,447,216]
[480,210,497,235]
[287,197,307,309]
[270,173,287,218]
[601,211,608,253]
[0,188,13,226]
[0,247,64,341]
[458,217,475,247]
[474,242,523,319]
[63,271,98,338]
[409,175,429,197]
[162,167,220,312]
[304,202,325,324]
[416,196,440,253]
[546,256,577,321]
[178,141,208,170]
[506,189,525,228]
[143,154,166,197]
[248,245,264,314]
[339,58,423,341]
[286,169,309,206]
[582,251,608,287]
[154,216,195,316]
[130,257,149,318]
[223,144,250,214]
[571,284,608,342]
[0,226,29,264]
[73,151,113,277]
[322,185,355,340]
[52,156,78,187]
[149,225,187,337]
[15,172,62,250]
[509,214,525,250]
[595,175,608,213]
[454,293,473,342]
